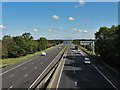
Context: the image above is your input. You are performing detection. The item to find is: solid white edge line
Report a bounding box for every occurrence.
[0,56,39,76]
[92,63,118,90]
[24,74,28,77]
[80,48,118,90]
[56,53,66,89]
[0,46,59,76]
[10,74,15,78]
[28,46,66,89]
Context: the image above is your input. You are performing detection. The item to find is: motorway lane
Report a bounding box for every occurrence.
[58,44,116,90]
[2,44,65,89]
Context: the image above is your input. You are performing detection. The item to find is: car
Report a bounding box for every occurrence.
[84,58,91,64]
[72,50,76,52]
[58,46,61,49]
[78,51,82,54]
[75,45,78,50]
[78,49,81,52]
[41,52,46,56]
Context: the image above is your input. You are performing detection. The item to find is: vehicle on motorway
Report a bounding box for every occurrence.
[58,46,61,49]
[78,49,82,53]
[72,49,76,52]
[41,52,46,56]
[84,57,91,64]
[75,45,78,50]
[78,49,81,52]
[78,51,82,54]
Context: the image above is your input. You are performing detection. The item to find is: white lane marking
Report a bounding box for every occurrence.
[24,74,28,77]
[56,53,67,89]
[10,74,15,78]
[0,56,39,76]
[92,63,118,90]
[34,67,37,69]
[7,86,13,90]
[28,46,66,89]
[32,63,34,64]
[40,62,43,64]
[74,70,76,74]
[74,81,78,86]
[23,67,26,70]
[80,48,118,90]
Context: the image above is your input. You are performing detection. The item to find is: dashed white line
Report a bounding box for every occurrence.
[7,86,13,90]
[40,62,43,64]
[74,70,76,74]
[28,46,66,89]
[10,74,15,78]
[23,67,26,70]
[24,74,28,77]
[34,67,37,69]
[0,56,39,76]
[32,63,34,64]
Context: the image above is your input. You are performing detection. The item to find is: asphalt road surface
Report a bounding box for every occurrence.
[58,44,116,90]
[1,44,65,89]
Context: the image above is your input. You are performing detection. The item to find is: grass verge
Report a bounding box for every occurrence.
[0,46,56,68]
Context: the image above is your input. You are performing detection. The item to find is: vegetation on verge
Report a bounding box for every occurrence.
[0,32,64,68]
[73,25,120,71]
[95,25,120,70]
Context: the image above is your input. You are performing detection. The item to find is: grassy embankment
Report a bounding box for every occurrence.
[0,46,57,68]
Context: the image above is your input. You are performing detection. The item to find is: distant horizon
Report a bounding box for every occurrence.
[1,2,118,40]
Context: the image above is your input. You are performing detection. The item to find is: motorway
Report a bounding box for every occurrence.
[58,44,116,90]
[1,44,65,89]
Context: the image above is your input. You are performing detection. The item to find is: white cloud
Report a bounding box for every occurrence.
[79,0,85,6]
[52,15,60,20]
[48,28,53,32]
[59,27,63,30]
[68,17,75,21]
[78,29,82,32]
[75,0,85,8]
[33,28,39,32]
[84,30,88,33]
[48,28,57,32]
[0,24,6,29]
[78,29,88,33]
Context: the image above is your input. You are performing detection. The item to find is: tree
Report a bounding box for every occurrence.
[95,25,120,69]
[38,37,48,51]
[2,35,19,58]
[73,39,80,45]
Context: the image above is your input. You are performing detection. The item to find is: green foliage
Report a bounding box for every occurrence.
[48,40,64,46]
[72,39,80,45]
[2,33,62,59]
[38,37,48,51]
[95,25,120,69]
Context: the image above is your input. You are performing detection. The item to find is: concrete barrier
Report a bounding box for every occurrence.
[46,51,67,89]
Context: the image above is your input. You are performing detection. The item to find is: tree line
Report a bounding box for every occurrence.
[72,25,120,70]
[95,25,120,69]
[72,39,93,51]
[2,32,63,58]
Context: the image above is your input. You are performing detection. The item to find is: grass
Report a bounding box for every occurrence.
[0,46,56,68]
[60,46,67,54]
[79,45,96,56]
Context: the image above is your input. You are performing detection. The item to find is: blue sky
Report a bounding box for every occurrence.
[2,2,118,40]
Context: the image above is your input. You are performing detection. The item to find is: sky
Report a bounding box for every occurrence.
[1,1,118,40]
